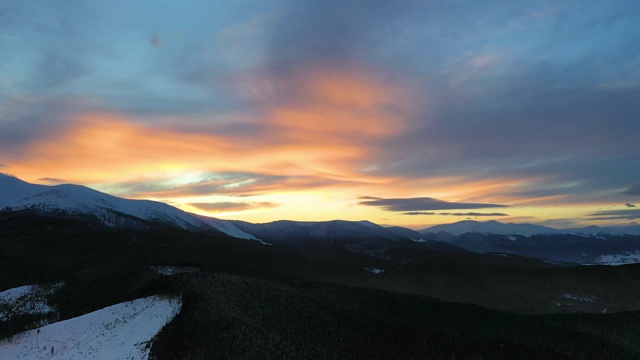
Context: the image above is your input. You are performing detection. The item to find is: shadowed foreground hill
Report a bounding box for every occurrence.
[1,213,640,359]
[151,273,640,360]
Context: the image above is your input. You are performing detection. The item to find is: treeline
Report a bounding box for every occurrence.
[150,272,640,360]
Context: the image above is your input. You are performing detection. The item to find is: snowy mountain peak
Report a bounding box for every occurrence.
[0,174,49,205]
[0,175,261,242]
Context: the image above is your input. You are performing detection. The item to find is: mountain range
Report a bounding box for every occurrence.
[422,219,640,237]
[3,174,640,358]
[1,173,639,265]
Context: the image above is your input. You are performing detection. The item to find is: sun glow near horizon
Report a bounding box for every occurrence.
[1,1,639,228]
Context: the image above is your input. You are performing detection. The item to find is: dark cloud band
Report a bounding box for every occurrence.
[587,209,640,221]
[403,211,508,216]
[190,202,278,213]
[359,196,507,212]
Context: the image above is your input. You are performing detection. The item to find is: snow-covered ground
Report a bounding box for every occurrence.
[589,251,640,266]
[561,293,596,303]
[0,283,63,322]
[0,295,181,360]
[364,267,385,275]
[0,286,33,310]
[198,216,268,243]
[151,265,200,276]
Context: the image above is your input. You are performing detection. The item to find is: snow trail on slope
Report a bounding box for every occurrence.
[0,295,181,360]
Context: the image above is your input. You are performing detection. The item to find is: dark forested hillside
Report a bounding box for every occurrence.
[2,213,640,359]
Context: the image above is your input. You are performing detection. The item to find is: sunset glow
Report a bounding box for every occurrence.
[1,1,639,228]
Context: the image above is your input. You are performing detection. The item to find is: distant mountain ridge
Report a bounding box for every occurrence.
[422,219,640,236]
[422,220,559,237]
[231,219,408,252]
[2,174,639,265]
[419,220,640,264]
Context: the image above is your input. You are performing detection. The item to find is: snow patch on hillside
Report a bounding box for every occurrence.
[0,295,181,360]
[0,286,32,305]
[0,283,63,322]
[561,294,596,303]
[589,251,640,266]
[151,265,199,276]
[364,267,384,275]
[199,216,269,243]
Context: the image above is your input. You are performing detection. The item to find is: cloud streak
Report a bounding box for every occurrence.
[587,209,640,221]
[189,201,278,213]
[359,196,508,212]
[403,211,508,217]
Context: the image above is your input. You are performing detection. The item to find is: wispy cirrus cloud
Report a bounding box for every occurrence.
[102,172,364,199]
[189,201,278,213]
[359,196,508,212]
[439,212,509,217]
[38,177,65,184]
[587,209,640,221]
[403,211,508,217]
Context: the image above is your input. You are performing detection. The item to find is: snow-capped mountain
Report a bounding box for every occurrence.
[0,174,258,241]
[422,220,560,237]
[419,229,640,264]
[422,220,640,237]
[3,174,639,265]
[417,220,640,264]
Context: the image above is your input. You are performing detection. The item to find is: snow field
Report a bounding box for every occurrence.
[592,251,640,266]
[0,283,63,322]
[0,295,181,360]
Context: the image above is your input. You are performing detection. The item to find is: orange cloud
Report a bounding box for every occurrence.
[16,66,562,227]
[7,65,416,200]
[12,114,233,183]
[270,69,405,136]
[189,201,279,213]
[239,64,414,139]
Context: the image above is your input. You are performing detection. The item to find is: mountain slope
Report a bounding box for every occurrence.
[3,174,639,264]
[0,174,257,240]
[422,220,560,236]
[0,294,181,360]
[232,219,407,245]
[385,226,428,242]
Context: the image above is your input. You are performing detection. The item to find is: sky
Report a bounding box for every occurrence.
[1,0,639,229]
